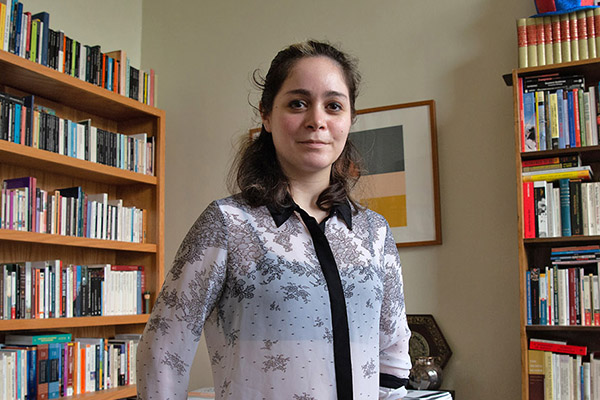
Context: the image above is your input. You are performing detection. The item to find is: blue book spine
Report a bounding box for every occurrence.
[14,350,22,400]
[27,348,37,400]
[559,178,572,236]
[14,103,21,144]
[48,343,60,398]
[523,92,537,151]
[562,95,571,147]
[568,90,576,147]
[557,89,566,149]
[71,121,77,158]
[107,57,113,92]
[75,265,81,317]
[14,2,22,56]
[526,270,532,325]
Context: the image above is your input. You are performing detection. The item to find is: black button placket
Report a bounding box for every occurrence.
[295,206,354,400]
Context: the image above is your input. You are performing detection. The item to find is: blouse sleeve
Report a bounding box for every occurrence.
[378,222,412,399]
[136,201,228,400]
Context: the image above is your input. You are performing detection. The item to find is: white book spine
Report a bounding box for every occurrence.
[582,182,590,235]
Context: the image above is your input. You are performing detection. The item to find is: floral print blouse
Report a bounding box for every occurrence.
[136,195,411,400]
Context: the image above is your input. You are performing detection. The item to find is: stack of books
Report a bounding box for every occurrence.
[0,90,156,176]
[1,178,148,243]
[0,331,141,399]
[0,261,148,320]
[0,1,156,105]
[521,156,597,239]
[528,338,600,399]
[526,245,600,326]
[517,74,599,153]
[517,8,600,68]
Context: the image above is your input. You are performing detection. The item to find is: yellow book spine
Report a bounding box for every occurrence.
[523,170,591,182]
[0,4,5,47]
[549,92,559,146]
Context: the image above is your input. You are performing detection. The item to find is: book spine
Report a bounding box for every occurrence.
[560,178,572,237]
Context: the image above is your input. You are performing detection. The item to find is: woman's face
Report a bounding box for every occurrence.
[262,56,352,181]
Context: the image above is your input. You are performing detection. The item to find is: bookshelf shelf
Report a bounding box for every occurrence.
[523,235,600,246]
[0,35,164,399]
[511,60,600,399]
[0,314,149,331]
[0,50,160,120]
[520,144,600,160]
[62,385,136,400]
[0,140,158,186]
[0,229,157,252]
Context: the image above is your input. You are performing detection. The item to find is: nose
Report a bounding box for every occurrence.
[305,107,326,131]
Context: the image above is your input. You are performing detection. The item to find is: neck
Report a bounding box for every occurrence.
[287,172,330,222]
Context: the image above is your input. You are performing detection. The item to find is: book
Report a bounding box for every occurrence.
[31,12,49,66]
[5,331,71,345]
[524,181,536,238]
[522,165,593,182]
[530,339,587,355]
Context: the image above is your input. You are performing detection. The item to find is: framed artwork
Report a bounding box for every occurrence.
[349,100,441,247]
[407,314,452,369]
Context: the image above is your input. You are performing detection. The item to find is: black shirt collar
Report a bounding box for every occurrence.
[267,201,353,230]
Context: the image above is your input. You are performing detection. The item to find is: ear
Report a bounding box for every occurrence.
[259,102,272,133]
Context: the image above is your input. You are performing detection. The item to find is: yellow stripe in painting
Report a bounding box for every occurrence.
[362,195,407,227]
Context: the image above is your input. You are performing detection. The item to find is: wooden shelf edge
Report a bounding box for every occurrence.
[0,314,149,331]
[523,235,600,245]
[62,385,136,400]
[520,145,600,159]
[513,57,600,74]
[0,229,157,252]
[0,50,162,119]
[0,140,157,186]
[526,325,600,331]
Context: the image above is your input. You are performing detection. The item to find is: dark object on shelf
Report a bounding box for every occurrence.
[407,314,452,369]
[409,356,444,390]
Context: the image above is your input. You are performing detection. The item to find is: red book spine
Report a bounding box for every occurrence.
[569,268,577,325]
[529,340,587,355]
[523,181,536,238]
[574,88,582,147]
[25,12,31,57]
[38,343,49,399]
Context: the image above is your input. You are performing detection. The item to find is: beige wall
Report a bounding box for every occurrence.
[23,0,535,398]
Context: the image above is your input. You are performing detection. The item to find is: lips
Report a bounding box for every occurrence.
[299,140,328,145]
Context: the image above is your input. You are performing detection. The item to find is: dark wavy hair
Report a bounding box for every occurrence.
[228,40,364,212]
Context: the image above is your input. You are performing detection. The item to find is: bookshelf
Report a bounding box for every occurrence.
[0,45,165,399]
[510,59,600,399]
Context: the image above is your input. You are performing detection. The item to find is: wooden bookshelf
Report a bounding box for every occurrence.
[510,59,600,400]
[0,46,165,399]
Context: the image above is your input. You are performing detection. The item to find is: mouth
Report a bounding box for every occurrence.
[299,140,329,147]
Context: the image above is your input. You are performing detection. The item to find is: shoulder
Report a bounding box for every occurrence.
[352,205,391,231]
[203,194,270,225]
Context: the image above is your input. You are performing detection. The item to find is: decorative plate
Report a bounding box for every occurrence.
[407,314,452,369]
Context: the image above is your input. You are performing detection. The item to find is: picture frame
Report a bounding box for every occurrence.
[407,314,452,369]
[349,101,441,247]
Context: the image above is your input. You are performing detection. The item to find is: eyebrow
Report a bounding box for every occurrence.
[284,88,348,99]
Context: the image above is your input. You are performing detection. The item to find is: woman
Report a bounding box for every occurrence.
[137,40,411,400]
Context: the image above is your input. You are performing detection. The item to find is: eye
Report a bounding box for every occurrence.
[327,102,343,112]
[288,99,307,109]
